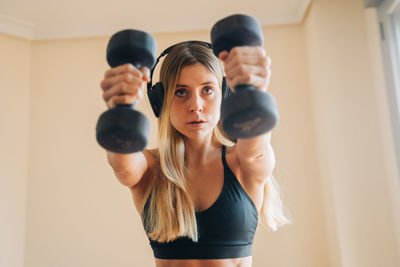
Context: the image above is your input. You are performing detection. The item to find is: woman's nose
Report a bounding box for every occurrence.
[189,94,203,112]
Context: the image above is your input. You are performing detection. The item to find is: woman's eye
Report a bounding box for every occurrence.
[203,86,214,95]
[175,88,187,97]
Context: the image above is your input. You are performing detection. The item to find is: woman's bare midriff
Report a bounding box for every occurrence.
[154,256,252,267]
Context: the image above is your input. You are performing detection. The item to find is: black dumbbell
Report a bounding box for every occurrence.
[211,14,279,139]
[96,29,157,153]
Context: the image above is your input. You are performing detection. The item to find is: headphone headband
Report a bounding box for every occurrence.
[158,41,211,60]
[148,41,211,89]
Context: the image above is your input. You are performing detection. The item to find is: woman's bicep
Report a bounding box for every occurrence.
[237,141,275,184]
[106,150,150,188]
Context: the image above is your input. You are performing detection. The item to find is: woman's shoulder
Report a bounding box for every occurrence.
[145,147,158,155]
[223,144,241,170]
[224,144,238,158]
[225,144,236,154]
[143,147,160,166]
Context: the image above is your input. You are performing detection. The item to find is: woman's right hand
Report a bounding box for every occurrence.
[100,63,151,109]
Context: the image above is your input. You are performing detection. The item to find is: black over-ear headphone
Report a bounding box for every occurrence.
[147,41,232,118]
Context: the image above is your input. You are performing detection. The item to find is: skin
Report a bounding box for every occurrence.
[170,64,221,147]
[100,46,274,267]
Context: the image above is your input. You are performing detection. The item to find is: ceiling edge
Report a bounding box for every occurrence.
[0,14,35,40]
[296,0,313,23]
[0,6,311,41]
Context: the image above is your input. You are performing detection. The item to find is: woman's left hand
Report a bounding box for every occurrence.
[219,47,271,92]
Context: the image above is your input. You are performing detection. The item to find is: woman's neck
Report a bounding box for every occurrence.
[184,134,220,168]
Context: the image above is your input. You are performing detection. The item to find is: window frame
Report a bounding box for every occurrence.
[377,0,400,177]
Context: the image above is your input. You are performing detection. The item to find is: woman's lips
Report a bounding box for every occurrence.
[186,120,207,128]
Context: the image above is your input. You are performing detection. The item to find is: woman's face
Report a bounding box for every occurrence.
[170,63,222,140]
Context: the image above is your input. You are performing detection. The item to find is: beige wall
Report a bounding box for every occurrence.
[304,0,400,266]
[1,0,400,266]
[0,33,30,267]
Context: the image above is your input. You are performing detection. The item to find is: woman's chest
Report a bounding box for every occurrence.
[185,160,224,213]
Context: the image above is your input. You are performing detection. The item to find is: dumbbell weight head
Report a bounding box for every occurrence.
[96,105,150,153]
[106,29,157,68]
[211,14,263,56]
[96,29,157,153]
[221,85,278,139]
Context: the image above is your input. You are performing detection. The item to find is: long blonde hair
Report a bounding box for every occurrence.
[142,42,290,243]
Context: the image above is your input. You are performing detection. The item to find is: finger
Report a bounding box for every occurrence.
[266,69,272,90]
[101,71,143,92]
[267,56,272,68]
[224,54,269,74]
[104,63,143,79]
[266,58,272,89]
[218,51,229,62]
[225,64,268,82]
[223,47,267,66]
[140,67,151,83]
[102,80,144,102]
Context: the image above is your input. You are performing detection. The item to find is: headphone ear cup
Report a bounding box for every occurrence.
[147,82,164,118]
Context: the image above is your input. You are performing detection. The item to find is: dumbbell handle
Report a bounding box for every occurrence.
[234,84,257,92]
[118,102,137,109]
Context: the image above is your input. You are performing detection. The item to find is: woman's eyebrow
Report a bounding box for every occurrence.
[201,81,217,85]
[175,81,217,87]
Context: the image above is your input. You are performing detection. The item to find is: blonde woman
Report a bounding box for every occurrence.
[100,41,290,267]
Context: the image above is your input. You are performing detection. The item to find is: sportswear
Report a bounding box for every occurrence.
[141,146,259,259]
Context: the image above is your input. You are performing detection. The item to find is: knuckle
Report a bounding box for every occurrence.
[106,100,113,109]
[119,64,131,74]
[122,73,133,83]
[260,66,269,77]
[123,63,133,71]
[267,69,271,77]
[230,47,240,56]
[226,72,233,81]
[118,82,128,92]
[256,47,265,55]
[104,69,112,78]
[243,74,252,83]
[100,80,107,90]
[121,94,133,103]
[108,96,117,106]
[102,92,108,101]
[239,65,247,74]
[260,56,268,66]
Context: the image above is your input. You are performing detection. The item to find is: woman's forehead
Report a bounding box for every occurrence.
[177,63,218,85]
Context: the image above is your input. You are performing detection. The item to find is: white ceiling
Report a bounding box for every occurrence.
[0,0,311,40]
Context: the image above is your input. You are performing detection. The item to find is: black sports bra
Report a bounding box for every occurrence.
[141,146,259,259]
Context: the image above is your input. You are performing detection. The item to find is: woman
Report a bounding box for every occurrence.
[100,41,290,266]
